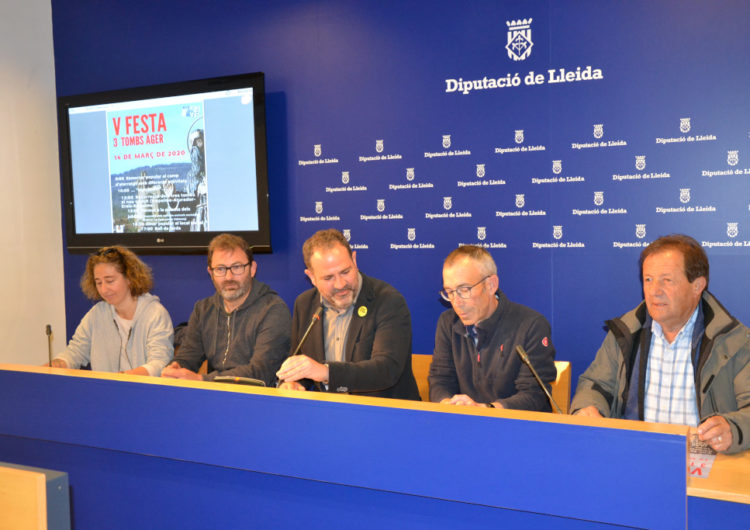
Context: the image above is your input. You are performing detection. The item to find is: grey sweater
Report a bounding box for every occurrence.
[173,280,291,385]
[55,292,173,375]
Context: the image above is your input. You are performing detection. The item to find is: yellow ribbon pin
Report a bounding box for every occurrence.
[357,306,368,318]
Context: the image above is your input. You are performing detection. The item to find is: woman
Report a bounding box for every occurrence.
[51,246,173,375]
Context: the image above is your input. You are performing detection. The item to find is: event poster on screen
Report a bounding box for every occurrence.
[106,101,209,233]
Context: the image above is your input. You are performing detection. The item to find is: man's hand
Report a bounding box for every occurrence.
[161,362,202,381]
[697,415,732,452]
[278,381,306,391]
[574,405,604,418]
[276,355,329,383]
[49,359,68,369]
[440,394,501,408]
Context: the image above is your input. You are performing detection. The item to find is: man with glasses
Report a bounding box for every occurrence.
[162,233,290,385]
[275,229,420,399]
[429,245,556,410]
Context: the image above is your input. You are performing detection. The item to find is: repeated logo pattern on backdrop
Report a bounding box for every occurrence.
[295,15,750,255]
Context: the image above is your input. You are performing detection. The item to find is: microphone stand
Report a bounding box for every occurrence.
[515,345,563,414]
[291,306,323,357]
[46,325,53,366]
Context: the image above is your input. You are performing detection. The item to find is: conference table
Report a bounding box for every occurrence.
[0,364,747,528]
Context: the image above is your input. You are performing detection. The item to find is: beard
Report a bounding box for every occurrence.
[323,285,356,311]
[217,277,251,302]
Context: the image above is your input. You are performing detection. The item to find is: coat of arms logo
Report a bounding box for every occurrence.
[314,144,322,157]
[553,225,563,240]
[341,171,350,184]
[635,156,646,171]
[593,124,604,139]
[594,191,604,206]
[506,19,533,61]
[552,160,562,175]
[443,197,452,211]
[679,188,691,204]
[636,224,646,239]
[515,129,524,144]
[375,139,384,153]
[727,222,739,238]
[476,164,485,178]
[442,135,451,149]
[680,118,691,134]
[376,199,385,212]
[515,194,525,208]
[728,150,739,166]
[407,228,416,241]
[314,201,323,214]
[342,229,351,241]
[477,227,487,241]
[406,167,415,181]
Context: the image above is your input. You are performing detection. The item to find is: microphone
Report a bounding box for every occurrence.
[45,325,53,367]
[515,345,562,414]
[291,306,323,357]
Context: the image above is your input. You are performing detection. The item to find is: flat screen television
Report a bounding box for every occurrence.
[57,72,271,253]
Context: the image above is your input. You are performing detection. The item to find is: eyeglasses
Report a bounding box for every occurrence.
[440,276,490,302]
[210,263,250,277]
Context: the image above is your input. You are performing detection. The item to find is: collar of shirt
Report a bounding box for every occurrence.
[465,324,478,347]
[650,304,700,345]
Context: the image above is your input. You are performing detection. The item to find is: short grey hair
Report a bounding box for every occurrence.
[443,245,497,277]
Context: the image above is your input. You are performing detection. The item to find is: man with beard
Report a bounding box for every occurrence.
[276,229,419,399]
[162,233,290,385]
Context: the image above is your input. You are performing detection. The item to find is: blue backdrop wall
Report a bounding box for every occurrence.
[51,0,750,391]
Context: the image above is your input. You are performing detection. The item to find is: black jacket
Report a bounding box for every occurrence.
[291,273,420,400]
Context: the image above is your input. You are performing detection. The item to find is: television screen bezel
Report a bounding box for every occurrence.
[57,72,271,254]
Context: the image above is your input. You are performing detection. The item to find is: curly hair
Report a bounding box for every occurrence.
[302,229,352,269]
[80,246,154,300]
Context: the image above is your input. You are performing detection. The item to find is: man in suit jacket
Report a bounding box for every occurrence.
[276,229,420,399]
